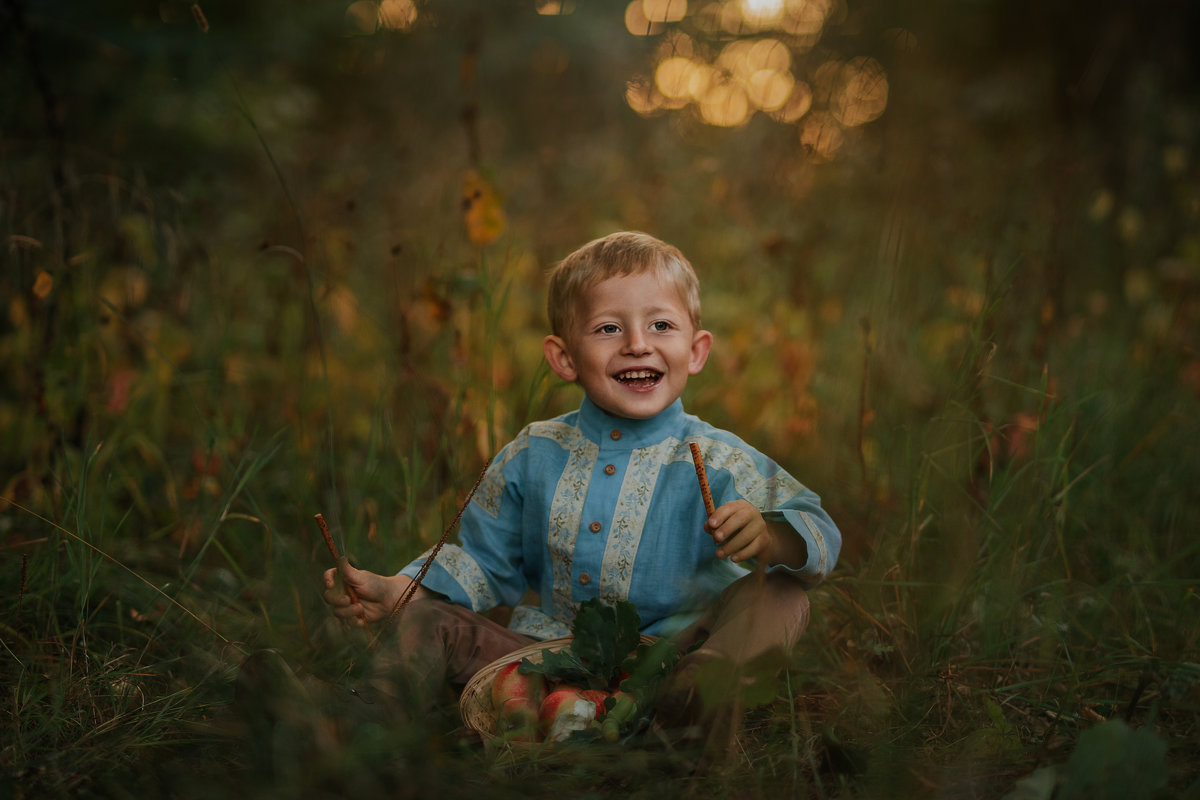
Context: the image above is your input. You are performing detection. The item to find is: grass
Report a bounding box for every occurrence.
[3,178,1196,797]
[3,7,1200,798]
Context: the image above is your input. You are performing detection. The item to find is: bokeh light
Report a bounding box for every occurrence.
[740,0,784,28]
[378,0,417,30]
[347,0,417,34]
[536,0,577,14]
[348,0,886,157]
[746,68,794,111]
[770,79,813,122]
[832,56,889,126]
[644,0,688,23]
[800,111,844,160]
[626,0,666,35]
[625,77,666,117]
[619,0,888,150]
[345,1,379,34]
[655,56,695,99]
[781,0,840,36]
[699,78,752,127]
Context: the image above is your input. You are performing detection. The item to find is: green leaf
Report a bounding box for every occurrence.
[620,637,680,709]
[519,599,647,690]
[569,598,642,685]
[518,651,591,687]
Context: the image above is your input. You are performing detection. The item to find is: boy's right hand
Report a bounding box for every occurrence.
[321,561,431,626]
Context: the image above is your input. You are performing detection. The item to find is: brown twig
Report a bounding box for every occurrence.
[689,442,717,517]
[315,512,361,606]
[316,512,374,638]
[371,458,492,645]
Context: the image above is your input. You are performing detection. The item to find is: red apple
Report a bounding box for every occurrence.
[491,661,548,710]
[539,687,600,742]
[496,696,540,741]
[580,689,608,717]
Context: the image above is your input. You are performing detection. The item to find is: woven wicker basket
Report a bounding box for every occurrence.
[459,634,657,744]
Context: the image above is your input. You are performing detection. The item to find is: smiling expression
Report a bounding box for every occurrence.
[543,271,712,419]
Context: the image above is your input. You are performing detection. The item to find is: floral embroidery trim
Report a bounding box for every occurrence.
[688,435,805,507]
[415,543,497,611]
[599,440,674,602]
[799,510,829,578]
[508,605,572,640]
[539,421,598,625]
[474,428,532,518]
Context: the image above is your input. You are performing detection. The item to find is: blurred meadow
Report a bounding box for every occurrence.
[2,0,1199,797]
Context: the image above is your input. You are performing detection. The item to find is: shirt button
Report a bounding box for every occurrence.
[603,464,616,476]
[610,429,622,441]
[579,573,591,585]
[589,521,602,533]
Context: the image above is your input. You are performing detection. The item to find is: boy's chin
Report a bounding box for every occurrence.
[593,393,678,420]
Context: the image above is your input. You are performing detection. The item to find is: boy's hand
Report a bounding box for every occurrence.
[321,561,431,626]
[705,500,807,569]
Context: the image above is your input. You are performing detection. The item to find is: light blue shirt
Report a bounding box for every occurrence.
[400,397,840,640]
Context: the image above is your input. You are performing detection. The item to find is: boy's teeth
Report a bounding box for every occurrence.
[617,370,660,383]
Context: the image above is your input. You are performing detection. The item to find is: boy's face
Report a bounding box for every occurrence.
[543,271,712,420]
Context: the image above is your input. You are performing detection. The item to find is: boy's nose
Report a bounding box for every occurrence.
[623,329,650,355]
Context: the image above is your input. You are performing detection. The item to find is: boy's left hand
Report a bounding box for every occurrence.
[705,499,776,564]
[706,500,809,569]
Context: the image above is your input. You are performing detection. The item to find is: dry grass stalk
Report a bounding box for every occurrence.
[372,458,491,644]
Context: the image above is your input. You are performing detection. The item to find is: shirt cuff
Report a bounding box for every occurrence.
[762,508,835,586]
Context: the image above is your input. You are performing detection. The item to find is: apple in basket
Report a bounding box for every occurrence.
[539,687,605,742]
[492,661,548,739]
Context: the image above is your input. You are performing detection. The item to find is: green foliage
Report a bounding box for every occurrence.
[519,598,662,693]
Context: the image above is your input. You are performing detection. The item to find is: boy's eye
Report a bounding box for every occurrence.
[651,321,671,332]
[599,324,620,334]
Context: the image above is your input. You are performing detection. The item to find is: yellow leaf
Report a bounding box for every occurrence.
[32,270,53,299]
[461,170,506,247]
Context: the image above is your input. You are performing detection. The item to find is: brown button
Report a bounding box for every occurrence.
[603,464,616,476]
[610,429,622,441]
[589,521,602,533]
[579,573,591,585]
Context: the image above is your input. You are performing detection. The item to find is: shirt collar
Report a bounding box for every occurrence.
[577,396,685,449]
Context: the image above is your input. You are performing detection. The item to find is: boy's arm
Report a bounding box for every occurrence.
[322,561,436,625]
[393,438,534,612]
[705,500,808,570]
[703,473,840,586]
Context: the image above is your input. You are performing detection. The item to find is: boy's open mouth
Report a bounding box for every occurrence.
[614,368,663,388]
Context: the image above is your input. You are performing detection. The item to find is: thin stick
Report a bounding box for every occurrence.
[372,458,492,645]
[315,513,362,606]
[689,442,717,517]
[317,513,372,637]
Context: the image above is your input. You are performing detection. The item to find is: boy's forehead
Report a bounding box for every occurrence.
[580,271,685,308]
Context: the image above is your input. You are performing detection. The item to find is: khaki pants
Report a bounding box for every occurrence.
[368,570,810,705]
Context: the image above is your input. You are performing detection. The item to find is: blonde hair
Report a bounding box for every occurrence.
[546,231,701,338]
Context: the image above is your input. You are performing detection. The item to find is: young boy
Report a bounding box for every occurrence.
[323,231,840,740]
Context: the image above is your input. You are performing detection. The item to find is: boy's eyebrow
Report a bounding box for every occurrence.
[582,304,683,322]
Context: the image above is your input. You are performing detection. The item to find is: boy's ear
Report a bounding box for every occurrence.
[688,329,713,375]
[543,335,578,382]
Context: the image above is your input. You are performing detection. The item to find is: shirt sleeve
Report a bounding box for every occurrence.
[762,492,841,587]
[397,434,532,611]
[699,433,841,588]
